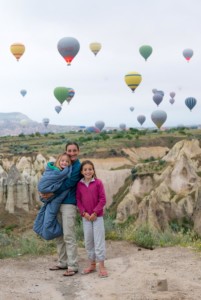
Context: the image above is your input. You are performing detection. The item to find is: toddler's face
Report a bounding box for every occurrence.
[60,155,71,169]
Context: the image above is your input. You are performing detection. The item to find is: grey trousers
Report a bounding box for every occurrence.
[83,216,106,262]
[56,204,78,271]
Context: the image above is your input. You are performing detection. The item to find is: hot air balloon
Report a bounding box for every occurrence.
[57,37,80,65]
[137,115,146,126]
[55,105,62,114]
[130,106,134,112]
[85,126,100,133]
[157,90,165,97]
[185,97,197,111]
[124,72,142,92]
[66,88,75,104]
[151,110,167,129]
[95,120,105,131]
[119,123,126,130]
[20,89,27,97]
[89,42,102,56]
[54,87,69,105]
[10,43,25,61]
[169,99,175,105]
[170,92,176,99]
[43,118,49,128]
[139,45,153,61]
[183,48,193,62]
[20,119,28,127]
[153,93,163,106]
[152,88,158,94]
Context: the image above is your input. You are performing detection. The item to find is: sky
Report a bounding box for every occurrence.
[0,0,201,129]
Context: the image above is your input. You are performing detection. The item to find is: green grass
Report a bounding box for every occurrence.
[0,230,56,259]
[1,214,201,259]
[1,127,201,158]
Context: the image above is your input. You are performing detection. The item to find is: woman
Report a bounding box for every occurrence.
[42,142,81,276]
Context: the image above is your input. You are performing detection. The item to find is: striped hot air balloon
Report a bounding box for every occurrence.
[10,43,25,61]
[185,97,197,111]
[124,72,142,92]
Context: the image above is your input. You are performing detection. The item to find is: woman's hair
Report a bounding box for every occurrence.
[55,152,71,170]
[80,160,97,178]
[65,141,79,151]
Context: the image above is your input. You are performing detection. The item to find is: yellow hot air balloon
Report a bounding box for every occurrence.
[10,43,25,61]
[89,42,102,56]
[124,72,142,92]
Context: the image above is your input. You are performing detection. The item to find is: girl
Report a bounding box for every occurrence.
[76,160,108,278]
[34,152,72,240]
[55,152,71,170]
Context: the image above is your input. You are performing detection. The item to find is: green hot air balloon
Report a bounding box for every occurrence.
[54,87,69,105]
[139,45,153,61]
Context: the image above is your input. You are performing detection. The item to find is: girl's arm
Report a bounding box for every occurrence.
[93,180,106,215]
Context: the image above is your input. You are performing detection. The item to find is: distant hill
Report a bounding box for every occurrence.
[0,112,32,121]
[0,112,81,136]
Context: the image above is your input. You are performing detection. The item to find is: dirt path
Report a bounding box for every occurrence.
[1,241,201,300]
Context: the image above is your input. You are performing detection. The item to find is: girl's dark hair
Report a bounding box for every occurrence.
[65,141,79,151]
[80,160,97,178]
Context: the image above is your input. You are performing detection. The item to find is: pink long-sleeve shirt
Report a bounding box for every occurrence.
[76,178,106,217]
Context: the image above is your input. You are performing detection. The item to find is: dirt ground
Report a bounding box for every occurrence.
[1,241,201,300]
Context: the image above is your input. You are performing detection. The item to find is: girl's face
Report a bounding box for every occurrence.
[66,144,79,162]
[60,155,71,169]
[81,163,95,181]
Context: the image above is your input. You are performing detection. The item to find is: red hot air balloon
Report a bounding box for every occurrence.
[183,48,193,62]
[57,37,80,65]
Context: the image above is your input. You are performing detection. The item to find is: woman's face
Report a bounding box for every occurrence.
[66,144,79,162]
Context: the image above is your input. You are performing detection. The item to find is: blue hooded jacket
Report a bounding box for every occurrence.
[33,162,72,240]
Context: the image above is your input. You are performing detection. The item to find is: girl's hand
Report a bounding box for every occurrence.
[89,212,97,221]
[83,212,91,221]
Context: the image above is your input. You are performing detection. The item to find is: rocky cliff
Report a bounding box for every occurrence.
[116,139,201,235]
